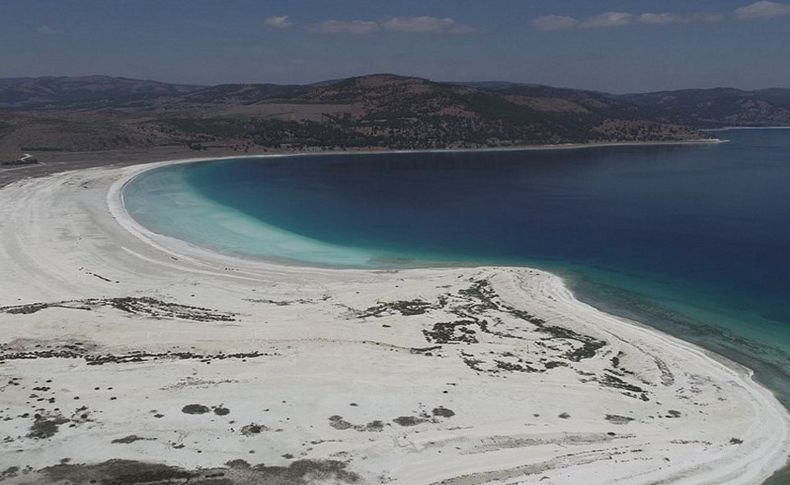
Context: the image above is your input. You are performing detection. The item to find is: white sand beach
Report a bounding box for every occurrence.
[0,159,788,484]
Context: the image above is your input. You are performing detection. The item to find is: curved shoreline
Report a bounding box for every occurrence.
[109,136,725,270]
[107,157,790,479]
[118,152,790,411]
[0,158,787,483]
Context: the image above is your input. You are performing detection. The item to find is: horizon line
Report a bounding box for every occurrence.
[1,72,789,95]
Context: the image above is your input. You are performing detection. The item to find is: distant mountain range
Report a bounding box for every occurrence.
[0,76,200,108]
[622,88,790,128]
[1,74,788,154]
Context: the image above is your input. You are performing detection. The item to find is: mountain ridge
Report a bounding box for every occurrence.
[1,74,788,155]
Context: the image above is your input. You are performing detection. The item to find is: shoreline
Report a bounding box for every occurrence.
[0,137,723,189]
[705,126,790,131]
[0,155,787,483]
[115,154,790,406]
[109,137,722,271]
[97,159,790,476]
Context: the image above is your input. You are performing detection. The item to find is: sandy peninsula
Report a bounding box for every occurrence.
[0,157,788,484]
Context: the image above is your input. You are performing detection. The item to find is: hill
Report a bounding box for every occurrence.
[0,74,786,155]
[0,75,200,109]
[622,88,790,127]
[180,83,303,105]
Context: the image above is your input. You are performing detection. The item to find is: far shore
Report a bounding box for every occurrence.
[1,137,723,189]
[705,126,790,131]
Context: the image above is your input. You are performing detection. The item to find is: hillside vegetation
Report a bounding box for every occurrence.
[1,74,787,155]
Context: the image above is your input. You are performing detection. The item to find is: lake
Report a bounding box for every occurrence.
[124,128,790,407]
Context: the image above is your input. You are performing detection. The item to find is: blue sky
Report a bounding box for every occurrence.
[1,0,789,92]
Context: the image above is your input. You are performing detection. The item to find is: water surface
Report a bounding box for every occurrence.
[125,129,790,406]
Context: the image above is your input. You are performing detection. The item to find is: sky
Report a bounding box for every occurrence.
[1,0,789,93]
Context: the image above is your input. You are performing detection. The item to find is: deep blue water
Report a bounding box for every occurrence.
[125,129,790,407]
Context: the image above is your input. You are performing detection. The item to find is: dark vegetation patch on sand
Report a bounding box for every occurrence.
[424,320,481,344]
[393,416,429,427]
[241,423,270,435]
[415,280,607,365]
[0,297,236,322]
[0,338,270,365]
[432,406,455,418]
[331,406,454,431]
[328,415,386,432]
[405,280,648,398]
[182,404,210,415]
[402,279,628,389]
[111,435,155,444]
[409,345,442,355]
[214,406,231,416]
[27,458,359,484]
[328,415,353,430]
[598,373,649,401]
[28,414,69,439]
[22,405,95,441]
[356,299,439,318]
[359,420,385,432]
[605,414,635,425]
[1,467,20,480]
[244,298,312,306]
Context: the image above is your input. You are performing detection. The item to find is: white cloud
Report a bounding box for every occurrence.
[638,13,689,25]
[735,1,790,19]
[580,12,635,29]
[532,10,724,31]
[36,24,57,35]
[529,15,579,31]
[307,16,475,35]
[308,20,380,35]
[638,12,723,24]
[381,16,475,33]
[264,16,293,29]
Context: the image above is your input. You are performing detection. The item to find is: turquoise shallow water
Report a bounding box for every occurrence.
[124,129,790,408]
